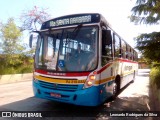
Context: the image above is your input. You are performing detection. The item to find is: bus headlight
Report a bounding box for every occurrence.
[83,74,96,89]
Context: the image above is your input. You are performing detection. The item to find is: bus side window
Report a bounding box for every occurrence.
[133,50,138,61]
[126,45,130,59]
[121,40,126,59]
[133,51,135,61]
[135,52,138,61]
[131,48,133,60]
[129,46,131,60]
[114,34,121,58]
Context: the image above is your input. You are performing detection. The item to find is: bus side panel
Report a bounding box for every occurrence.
[119,60,138,89]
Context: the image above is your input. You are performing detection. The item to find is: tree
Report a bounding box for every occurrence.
[20,6,51,31]
[131,0,160,62]
[0,18,24,68]
[131,0,160,25]
[0,18,23,54]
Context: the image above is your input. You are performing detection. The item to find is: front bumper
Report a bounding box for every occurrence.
[32,80,100,106]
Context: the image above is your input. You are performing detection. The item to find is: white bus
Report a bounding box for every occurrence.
[29,13,138,106]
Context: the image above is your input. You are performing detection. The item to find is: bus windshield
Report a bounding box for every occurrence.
[35,26,98,72]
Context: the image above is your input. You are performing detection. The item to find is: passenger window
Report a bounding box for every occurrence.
[121,40,126,59]
[114,34,120,58]
[126,45,130,59]
[130,49,133,60]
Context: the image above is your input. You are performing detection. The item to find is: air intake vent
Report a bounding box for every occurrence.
[39,80,78,92]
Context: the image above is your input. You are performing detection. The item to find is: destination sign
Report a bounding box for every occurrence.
[41,13,100,29]
[50,15,91,27]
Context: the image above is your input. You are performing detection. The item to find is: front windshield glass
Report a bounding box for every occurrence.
[35,26,98,72]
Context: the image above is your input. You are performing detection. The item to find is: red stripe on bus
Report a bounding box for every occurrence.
[96,63,112,74]
[35,69,90,77]
[118,58,138,63]
[95,59,137,74]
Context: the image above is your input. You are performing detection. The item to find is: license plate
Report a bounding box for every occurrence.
[50,93,61,98]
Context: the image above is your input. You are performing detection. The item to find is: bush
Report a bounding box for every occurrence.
[0,62,33,75]
[0,65,33,75]
[152,62,160,68]
[0,54,34,75]
[0,67,16,75]
[150,66,160,89]
[16,65,33,74]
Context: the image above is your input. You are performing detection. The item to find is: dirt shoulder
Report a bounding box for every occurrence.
[149,85,160,111]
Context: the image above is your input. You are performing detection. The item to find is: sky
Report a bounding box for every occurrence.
[0,0,159,48]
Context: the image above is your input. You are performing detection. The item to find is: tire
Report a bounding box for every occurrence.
[116,78,120,92]
[111,76,120,100]
[112,82,118,99]
[131,71,135,83]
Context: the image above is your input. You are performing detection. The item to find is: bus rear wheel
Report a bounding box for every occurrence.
[131,71,135,83]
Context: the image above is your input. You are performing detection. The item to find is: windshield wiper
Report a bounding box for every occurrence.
[72,24,83,39]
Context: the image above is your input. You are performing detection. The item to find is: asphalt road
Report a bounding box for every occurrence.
[0,69,152,120]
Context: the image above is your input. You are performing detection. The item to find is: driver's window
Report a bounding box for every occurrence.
[101,28,113,66]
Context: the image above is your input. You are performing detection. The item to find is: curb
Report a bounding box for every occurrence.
[0,73,33,85]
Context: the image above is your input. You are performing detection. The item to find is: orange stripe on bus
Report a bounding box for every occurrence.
[34,75,86,84]
[95,76,115,85]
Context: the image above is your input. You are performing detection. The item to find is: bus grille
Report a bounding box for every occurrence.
[38,80,78,92]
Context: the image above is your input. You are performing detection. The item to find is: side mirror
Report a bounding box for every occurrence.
[102,30,112,45]
[29,34,33,48]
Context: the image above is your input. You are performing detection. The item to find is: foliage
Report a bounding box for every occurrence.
[138,55,151,68]
[131,0,160,62]
[0,18,23,67]
[0,18,34,75]
[150,66,160,89]
[0,18,23,54]
[20,6,51,31]
[136,32,160,62]
[130,0,160,25]
[0,54,33,75]
[0,65,33,75]
[131,0,160,89]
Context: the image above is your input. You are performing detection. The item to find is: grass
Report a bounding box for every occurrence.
[158,89,160,102]
[146,65,160,110]
[150,66,160,89]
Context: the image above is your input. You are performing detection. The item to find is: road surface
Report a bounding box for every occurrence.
[0,69,153,120]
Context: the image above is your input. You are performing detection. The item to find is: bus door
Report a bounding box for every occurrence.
[100,29,114,102]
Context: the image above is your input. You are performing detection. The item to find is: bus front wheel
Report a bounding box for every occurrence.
[112,76,120,100]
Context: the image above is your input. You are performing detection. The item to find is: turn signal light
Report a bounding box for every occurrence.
[89,75,95,80]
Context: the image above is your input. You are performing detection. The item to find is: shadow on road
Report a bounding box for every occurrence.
[0,97,150,119]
